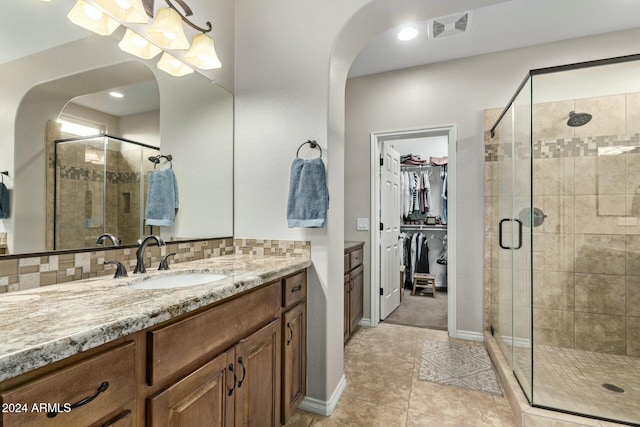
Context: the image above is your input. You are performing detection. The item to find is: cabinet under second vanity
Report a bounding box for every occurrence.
[0,254,310,427]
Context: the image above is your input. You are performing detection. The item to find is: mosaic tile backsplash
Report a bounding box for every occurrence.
[0,238,310,294]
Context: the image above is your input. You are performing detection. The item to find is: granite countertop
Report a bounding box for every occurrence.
[344,241,364,253]
[0,254,311,383]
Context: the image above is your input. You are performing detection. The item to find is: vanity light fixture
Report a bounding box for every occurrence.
[397,27,418,41]
[93,0,149,24]
[146,7,190,50]
[67,0,120,36]
[157,52,194,76]
[118,28,162,59]
[184,33,221,69]
[68,0,221,76]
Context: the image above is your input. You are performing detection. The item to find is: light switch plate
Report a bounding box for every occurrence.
[356,218,369,231]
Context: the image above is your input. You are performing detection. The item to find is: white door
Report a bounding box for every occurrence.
[380,143,401,320]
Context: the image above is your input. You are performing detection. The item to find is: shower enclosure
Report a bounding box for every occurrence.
[53,134,159,250]
[488,55,640,425]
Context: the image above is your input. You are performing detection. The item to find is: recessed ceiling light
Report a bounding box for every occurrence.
[109,91,124,98]
[397,27,418,41]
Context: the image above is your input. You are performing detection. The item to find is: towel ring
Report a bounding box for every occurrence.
[148,155,173,169]
[0,171,8,183]
[296,140,322,159]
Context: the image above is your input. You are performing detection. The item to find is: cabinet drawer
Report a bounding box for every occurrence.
[148,281,281,386]
[349,248,363,269]
[283,270,306,308]
[1,342,135,427]
[344,254,349,272]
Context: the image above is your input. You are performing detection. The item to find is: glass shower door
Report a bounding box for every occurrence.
[495,76,533,401]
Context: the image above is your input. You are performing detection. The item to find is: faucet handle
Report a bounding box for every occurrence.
[158,253,176,271]
[104,261,128,279]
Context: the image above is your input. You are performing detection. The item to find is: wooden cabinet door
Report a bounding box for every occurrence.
[147,348,235,427]
[281,303,306,424]
[235,319,281,427]
[344,274,350,342]
[350,265,364,334]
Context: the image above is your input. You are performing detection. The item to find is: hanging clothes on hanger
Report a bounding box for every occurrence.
[416,235,430,274]
[437,236,448,265]
[441,166,448,225]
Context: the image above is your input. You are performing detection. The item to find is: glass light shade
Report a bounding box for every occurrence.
[119,29,161,59]
[67,0,120,36]
[184,34,222,70]
[93,0,149,24]
[146,8,190,50]
[157,52,194,77]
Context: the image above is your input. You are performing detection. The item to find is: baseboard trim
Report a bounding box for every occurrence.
[359,317,373,327]
[456,330,484,342]
[298,374,346,416]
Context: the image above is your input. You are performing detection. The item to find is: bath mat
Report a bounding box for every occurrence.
[419,339,502,396]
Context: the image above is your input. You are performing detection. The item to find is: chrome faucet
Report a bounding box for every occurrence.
[96,233,120,246]
[133,235,165,274]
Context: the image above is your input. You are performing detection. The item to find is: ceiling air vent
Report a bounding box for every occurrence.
[428,11,472,40]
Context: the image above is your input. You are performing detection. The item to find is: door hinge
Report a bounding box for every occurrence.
[379,287,384,296]
[379,222,384,231]
[380,158,383,166]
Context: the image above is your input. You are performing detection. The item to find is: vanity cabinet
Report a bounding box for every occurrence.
[0,268,307,427]
[148,319,280,427]
[344,242,364,343]
[0,341,136,427]
[280,271,307,425]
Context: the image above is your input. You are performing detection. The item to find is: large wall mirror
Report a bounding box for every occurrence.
[0,0,233,255]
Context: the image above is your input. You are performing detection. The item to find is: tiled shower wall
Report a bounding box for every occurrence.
[484,93,640,357]
[53,140,156,250]
[0,238,310,294]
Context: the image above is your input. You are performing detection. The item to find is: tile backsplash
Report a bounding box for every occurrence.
[0,238,310,294]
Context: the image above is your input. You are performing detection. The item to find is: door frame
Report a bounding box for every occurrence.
[369,125,458,337]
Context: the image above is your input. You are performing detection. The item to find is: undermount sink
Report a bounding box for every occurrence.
[129,272,228,290]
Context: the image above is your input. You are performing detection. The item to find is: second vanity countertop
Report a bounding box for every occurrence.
[0,254,312,383]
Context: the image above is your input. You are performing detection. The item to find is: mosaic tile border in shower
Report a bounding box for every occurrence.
[485,133,640,162]
[58,165,140,184]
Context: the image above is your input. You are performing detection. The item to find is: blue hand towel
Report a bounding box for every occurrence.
[287,157,329,228]
[0,183,9,219]
[145,169,179,226]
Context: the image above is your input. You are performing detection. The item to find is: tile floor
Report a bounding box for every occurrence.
[285,323,517,426]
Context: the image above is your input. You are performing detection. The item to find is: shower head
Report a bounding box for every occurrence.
[567,111,592,127]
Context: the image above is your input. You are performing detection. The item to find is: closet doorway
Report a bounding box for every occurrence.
[370,126,457,335]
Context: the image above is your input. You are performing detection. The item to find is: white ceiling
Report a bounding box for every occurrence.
[5,0,640,108]
[349,0,640,78]
[71,80,160,116]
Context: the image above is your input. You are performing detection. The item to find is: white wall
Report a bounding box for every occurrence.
[234,0,506,410]
[119,110,160,147]
[344,27,640,335]
[62,103,121,136]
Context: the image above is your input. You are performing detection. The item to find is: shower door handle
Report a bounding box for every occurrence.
[499,218,523,250]
[513,219,523,250]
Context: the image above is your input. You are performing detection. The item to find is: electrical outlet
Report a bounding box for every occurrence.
[356,218,369,231]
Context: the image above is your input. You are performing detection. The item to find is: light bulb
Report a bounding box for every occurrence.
[84,3,103,20]
[163,30,176,40]
[397,27,418,41]
[114,0,132,9]
[133,36,148,48]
